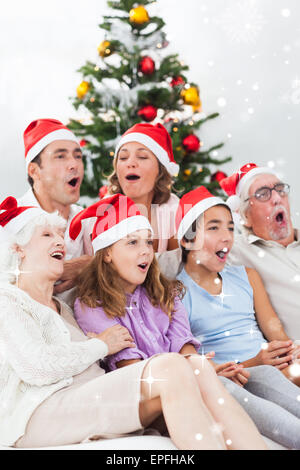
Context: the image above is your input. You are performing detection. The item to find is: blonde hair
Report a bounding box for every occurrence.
[107,158,173,205]
[76,250,185,320]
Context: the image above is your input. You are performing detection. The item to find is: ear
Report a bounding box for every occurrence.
[103,247,112,263]
[12,243,25,259]
[27,161,41,183]
[180,237,195,250]
[242,206,253,229]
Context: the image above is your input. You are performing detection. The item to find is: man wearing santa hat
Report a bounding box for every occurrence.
[18,118,93,304]
[220,163,300,341]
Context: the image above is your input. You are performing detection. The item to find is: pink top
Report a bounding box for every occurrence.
[151,193,179,252]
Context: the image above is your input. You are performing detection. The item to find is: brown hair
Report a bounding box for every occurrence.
[27,152,42,188]
[107,158,173,205]
[76,250,185,320]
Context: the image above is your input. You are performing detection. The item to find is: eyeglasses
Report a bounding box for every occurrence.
[245,183,290,203]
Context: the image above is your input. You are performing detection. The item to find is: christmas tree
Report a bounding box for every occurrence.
[68,0,231,199]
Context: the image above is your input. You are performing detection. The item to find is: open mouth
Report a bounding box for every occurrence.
[275,211,285,225]
[50,251,64,260]
[138,262,148,271]
[216,248,228,261]
[126,174,140,181]
[68,177,80,188]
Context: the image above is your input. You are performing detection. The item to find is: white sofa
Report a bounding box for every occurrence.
[0,435,286,450]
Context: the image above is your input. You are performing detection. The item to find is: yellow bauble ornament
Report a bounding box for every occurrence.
[76,81,90,99]
[181,86,200,106]
[129,5,149,24]
[98,40,113,58]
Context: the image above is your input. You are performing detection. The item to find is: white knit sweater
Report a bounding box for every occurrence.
[0,283,108,446]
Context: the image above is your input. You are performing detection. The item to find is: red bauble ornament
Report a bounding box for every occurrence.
[170,76,185,87]
[139,56,155,75]
[211,171,228,183]
[79,139,89,147]
[210,170,227,183]
[99,185,108,199]
[138,104,157,122]
[182,134,200,153]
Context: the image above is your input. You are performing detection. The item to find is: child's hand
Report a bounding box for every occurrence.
[215,362,249,387]
[87,325,136,355]
[256,340,294,369]
[204,351,215,360]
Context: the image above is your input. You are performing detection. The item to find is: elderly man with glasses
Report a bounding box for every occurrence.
[220,163,300,341]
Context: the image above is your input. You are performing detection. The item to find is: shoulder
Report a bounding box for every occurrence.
[168,193,180,204]
[244,267,263,286]
[69,203,84,217]
[17,188,38,207]
[156,193,180,210]
[0,283,26,303]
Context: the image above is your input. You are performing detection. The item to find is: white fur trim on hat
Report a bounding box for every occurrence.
[236,167,276,196]
[114,133,179,176]
[177,196,228,242]
[92,215,153,253]
[26,129,79,168]
[4,207,46,236]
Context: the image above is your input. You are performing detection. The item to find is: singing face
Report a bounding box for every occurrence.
[244,174,292,242]
[115,142,159,204]
[17,224,66,282]
[29,140,84,206]
[184,205,234,273]
[104,229,154,294]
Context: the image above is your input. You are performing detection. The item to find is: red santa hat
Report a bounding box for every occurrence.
[219,163,276,211]
[175,186,229,242]
[69,193,153,253]
[0,196,46,238]
[114,123,179,176]
[24,118,79,169]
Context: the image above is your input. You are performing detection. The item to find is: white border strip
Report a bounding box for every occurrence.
[92,215,153,252]
[177,197,228,241]
[26,129,79,167]
[236,167,276,195]
[114,132,179,176]
[4,207,46,235]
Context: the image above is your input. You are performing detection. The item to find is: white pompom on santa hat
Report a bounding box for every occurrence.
[114,122,179,177]
[23,118,79,169]
[175,185,230,242]
[69,193,153,253]
[219,163,277,211]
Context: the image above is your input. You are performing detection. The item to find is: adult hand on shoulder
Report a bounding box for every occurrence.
[87,325,136,355]
[54,255,92,293]
[256,340,294,369]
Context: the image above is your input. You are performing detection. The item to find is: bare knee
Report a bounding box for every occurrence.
[144,353,195,386]
[186,354,217,378]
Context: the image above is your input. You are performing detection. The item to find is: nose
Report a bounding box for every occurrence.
[220,228,232,243]
[140,241,153,255]
[55,234,65,248]
[126,155,138,168]
[67,155,80,171]
[270,188,282,204]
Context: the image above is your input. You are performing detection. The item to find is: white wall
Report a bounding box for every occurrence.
[1,0,299,223]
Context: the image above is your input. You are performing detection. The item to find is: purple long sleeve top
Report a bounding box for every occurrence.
[74,285,200,370]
